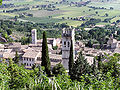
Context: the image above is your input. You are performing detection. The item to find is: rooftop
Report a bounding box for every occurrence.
[22,50,40,59]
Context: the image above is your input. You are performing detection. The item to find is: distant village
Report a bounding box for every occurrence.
[0,25,120,69]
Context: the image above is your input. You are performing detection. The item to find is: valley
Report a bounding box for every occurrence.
[1,0,120,27]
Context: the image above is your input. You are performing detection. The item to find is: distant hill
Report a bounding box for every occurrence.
[90,0,117,2]
[4,0,118,2]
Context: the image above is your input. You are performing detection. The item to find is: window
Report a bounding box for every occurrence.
[32,58,34,61]
[24,63,26,65]
[30,64,31,66]
[27,63,28,66]
[64,41,66,47]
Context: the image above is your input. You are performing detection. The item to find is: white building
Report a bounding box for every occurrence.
[62,27,75,70]
[22,49,41,68]
[31,29,37,44]
[22,48,62,69]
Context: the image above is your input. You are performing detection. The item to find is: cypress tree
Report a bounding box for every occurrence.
[98,54,103,71]
[92,58,98,75]
[41,31,51,76]
[14,51,19,64]
[69,40,74,76]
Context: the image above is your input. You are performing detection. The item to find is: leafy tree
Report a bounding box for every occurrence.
[71,52,92,81]
[69,40,74,76]
[0,57,119,89]
[102,53,120,78]
[6,29,12,35]
[62,17,65,19]
[95,11,98,14]
[41,31,51,76]
[21,36,31,45]
[53,45,58,50]
[110,7,113,10]
[52,63,66,76]
[105,13,109,17]
[86,40,93,48]
[7,58,20,89]
[0,0,2,5]
[7,58,33,89]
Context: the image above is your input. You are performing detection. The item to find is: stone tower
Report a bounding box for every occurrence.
[62,27,75,70]
[31,29,37,44]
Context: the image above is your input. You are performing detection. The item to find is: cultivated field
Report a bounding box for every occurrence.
[1,0,120,27]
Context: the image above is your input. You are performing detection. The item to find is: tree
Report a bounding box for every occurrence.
[53,46,58,50]
[97,54,103,70]
[52,63,66,76]
[67,17,70,19]
[69,40,74,76]
[41,31,51,76]
[105,13,108,17]
[91,58,98,75]
[7,58,19,89]
[7,58,31,89]
[86,40,93,48]
[0,0,2,5]
[95,11,98,14]
[62,17,65,19]
[102,53,120,78]
[71,52,92,81]
[13,51,19,64]
[110,7,113,10]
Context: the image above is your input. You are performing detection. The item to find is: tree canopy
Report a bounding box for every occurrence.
[0,0,2,5]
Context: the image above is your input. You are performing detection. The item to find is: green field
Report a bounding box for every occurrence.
[24,17,63,23]
[1,0,120,27]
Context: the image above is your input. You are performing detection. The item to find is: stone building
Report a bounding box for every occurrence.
[62,27,75,70]
[107,35,119,49]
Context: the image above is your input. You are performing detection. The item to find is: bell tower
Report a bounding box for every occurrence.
[62,27,75,70]
[31,29,37,44]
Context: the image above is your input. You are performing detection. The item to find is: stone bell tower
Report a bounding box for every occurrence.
[31,29,37,44]
[62,27,75,70]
